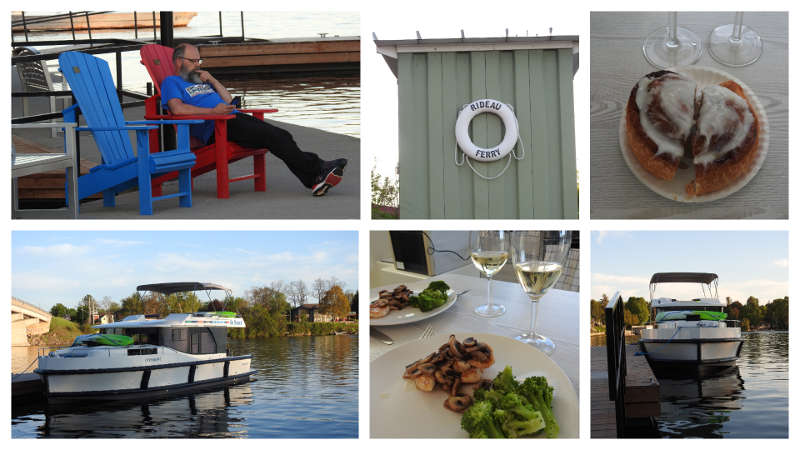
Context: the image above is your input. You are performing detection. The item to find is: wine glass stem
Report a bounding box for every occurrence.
[487,276,493,307]
[529,299,540,336]
[731,12,744,42]
[667,12,679,48]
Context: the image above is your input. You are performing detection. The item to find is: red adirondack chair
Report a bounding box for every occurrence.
[140,44,278,198]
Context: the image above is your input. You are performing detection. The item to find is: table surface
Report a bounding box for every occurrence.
[590,12,788,219]
[370,271,579,391]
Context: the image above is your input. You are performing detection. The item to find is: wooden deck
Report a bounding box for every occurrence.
[591,345,661,438]
[198,38,359,75]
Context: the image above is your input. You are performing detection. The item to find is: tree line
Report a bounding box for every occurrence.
[590,294,789,331]
[49,277,359,338]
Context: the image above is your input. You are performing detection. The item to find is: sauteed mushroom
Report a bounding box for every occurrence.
[400,335,495,412]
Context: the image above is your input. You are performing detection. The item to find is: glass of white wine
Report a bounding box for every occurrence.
[470,231,509,318]
[511,231,572,354]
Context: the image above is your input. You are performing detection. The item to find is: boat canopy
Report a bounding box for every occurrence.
[649,272,720,302]
[93,312,245,329]
[136,282,229,295]
[649,272,718,284]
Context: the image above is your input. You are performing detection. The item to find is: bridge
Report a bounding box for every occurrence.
[11,297,51,346]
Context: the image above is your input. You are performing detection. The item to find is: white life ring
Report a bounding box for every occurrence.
[455,98,519,162]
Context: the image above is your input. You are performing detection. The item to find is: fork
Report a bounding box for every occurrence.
[418,324,434,341]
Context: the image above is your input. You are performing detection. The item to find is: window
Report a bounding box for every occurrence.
[127,347,158,356]
[172,328,186,341]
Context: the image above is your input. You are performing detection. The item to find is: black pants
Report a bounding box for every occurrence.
[224,113,323,188]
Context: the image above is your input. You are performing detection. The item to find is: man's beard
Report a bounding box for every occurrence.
[179,68,203,84]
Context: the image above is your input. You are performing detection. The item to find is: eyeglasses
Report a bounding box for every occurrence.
[179,56,203,65]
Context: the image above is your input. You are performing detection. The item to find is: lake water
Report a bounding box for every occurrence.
[592,331,788,438]
[11,335,359,438]
[12,12,361,137]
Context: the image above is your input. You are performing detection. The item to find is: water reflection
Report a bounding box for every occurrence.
[654,332,788,438]
[12,335,358,438]
[657,367,744,438]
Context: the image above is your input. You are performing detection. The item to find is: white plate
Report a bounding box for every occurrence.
[370,333,579,438]
[619,66,770,203]
[370,287,458,326]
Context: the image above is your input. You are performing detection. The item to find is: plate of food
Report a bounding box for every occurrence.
[370,281,459,326]
[619,66,769,202]
[370,333,578,438]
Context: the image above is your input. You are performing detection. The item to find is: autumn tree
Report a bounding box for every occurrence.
[323,285,350,320]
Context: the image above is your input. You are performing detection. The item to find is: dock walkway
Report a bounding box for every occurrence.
[591,345,660,438]
[12,104,359,219]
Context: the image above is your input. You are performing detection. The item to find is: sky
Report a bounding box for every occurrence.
[591,231,788,304]
[362,3,585,182]
[12,231,358,311]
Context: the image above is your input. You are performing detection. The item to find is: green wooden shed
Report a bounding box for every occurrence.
[376,36,579,219]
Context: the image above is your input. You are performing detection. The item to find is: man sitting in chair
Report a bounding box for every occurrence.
[160,43,347,196]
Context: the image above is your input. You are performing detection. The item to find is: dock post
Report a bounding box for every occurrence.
[160,12,174,47]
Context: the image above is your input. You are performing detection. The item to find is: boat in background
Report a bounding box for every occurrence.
[36,282,253,402]
[12,12,197,32]
[640,272,743,372]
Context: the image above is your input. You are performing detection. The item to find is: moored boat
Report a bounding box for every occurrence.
[640,272,743,370]
[12,12,197,32]
[36,282,254,401]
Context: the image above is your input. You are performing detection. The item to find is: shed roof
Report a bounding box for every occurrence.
[375,35,579,77]
[649,272,719,284]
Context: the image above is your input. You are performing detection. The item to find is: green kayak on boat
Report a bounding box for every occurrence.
[655,310,728,322]
[72,333,134,347]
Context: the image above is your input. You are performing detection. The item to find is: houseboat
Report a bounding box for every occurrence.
[36,282,254,401]
[640,273,743,370]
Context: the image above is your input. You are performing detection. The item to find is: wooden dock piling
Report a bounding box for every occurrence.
[591,345,661,438]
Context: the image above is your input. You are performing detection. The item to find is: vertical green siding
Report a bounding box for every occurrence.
[397,48,577,219]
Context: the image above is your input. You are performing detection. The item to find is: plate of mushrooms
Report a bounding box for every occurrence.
[370,283,458,326]
[370,333,578,438]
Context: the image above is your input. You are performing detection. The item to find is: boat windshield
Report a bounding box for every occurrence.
[650,281,719,302]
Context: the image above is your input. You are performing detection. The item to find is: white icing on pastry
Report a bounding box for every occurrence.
[635,73,696,158]
[693,85,754,165]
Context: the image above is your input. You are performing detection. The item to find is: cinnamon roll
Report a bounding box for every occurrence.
[626,70,697,180]
[686,81,759,196]
[625,71,760,196]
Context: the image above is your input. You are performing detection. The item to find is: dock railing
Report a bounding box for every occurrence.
[605,291,627,437]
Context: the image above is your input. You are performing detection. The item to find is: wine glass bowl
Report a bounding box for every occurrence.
[470,231,509,318]
[511,231,572,354]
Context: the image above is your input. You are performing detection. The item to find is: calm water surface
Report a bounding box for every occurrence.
[593,331,788,438]
[11,335,358,438]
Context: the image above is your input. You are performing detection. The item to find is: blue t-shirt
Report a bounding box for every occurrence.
[161,75,234,143]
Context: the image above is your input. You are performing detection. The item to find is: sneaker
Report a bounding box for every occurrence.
[311,159,347,196]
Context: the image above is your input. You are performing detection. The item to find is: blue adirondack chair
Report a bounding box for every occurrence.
[58,51,203,215]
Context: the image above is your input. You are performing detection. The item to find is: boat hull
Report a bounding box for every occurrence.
[38,355,253,401]
[640,326,742,367]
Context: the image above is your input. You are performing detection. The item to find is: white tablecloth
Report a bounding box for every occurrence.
[370,272,579,391]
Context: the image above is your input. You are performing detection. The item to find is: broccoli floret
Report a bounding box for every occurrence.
[427,280,450,293]
[520,376,558,438]
[474,387,503,407]
[491,366,520,394]
[501,412,546,438]
[461,400,505,438]
[410,288,448,312]
[499,392,539,421]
